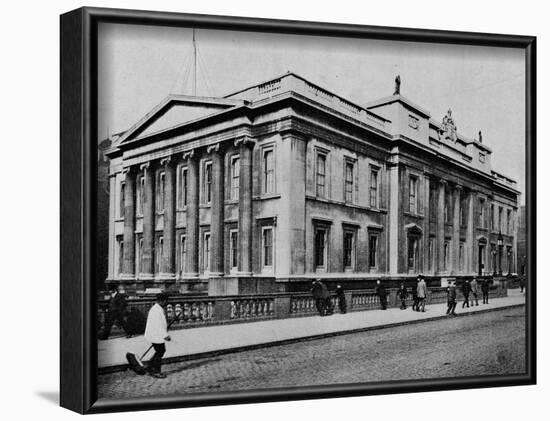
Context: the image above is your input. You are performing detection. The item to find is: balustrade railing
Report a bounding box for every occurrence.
[98,283,508,337]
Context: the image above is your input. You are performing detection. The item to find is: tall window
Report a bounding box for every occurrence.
[156,171,165,212]
[490,204,495,231]
[459,241,465,271]
[156,236,164,273]
[262,227,274,268]
[429,184,437,222]
[117,237,124,275]
[369,169,378,208]
[498,207,503,232]
[460,195,467,226]
[119,181,125,218]
[179,235,186,275]
[316,153,327,197]
[263,149,275,194]
[314,227,328,268]
[137,175,145,216]
[229,230,238,270]
[368,234,378,268]
[428,238,434,271]
[344,161,354,203]
[231,156,240,200]
[343,231,355,269]
[178,167,188,208]
[478,198,485,228]
[409,176,417,213]
[407,237,418,270]
[136,237,143,274]
[204,162,212,204]
[203,232,211,271]
[444,189,451,223]
[507,209,512,234]
[444,241,449,271]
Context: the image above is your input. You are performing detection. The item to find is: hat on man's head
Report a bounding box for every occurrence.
[156,292,169,302]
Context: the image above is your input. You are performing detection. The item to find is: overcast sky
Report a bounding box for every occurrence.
[98,22,526,202]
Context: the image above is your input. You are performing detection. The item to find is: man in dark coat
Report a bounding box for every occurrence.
[410,280,419,311]
[375,280,388,310]
[101,284,128,340]
[335,284,347,314]
[481,279,490,304]
[320,281,333,315]
[311,280,325,316]
[519,277,526,293]
[461,280,472,308]
[446,281,457,316]
[397,283,408,310]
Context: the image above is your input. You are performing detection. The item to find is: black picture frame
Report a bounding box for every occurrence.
[60,6,537,414]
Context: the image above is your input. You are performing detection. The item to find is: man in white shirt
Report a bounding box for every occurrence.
[144,293,171,378]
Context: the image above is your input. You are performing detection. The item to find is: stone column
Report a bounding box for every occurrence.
[141,162,155,278]
[387,162,400,274]
[436,179,447,273]
[422,174,431,273]
[236,137,254,275]
[452,185,461,273]
[161,156,176,278]
[208,143,225,276]
[184,150,200,277]
[122,167,136,278]
[465,189,474,274]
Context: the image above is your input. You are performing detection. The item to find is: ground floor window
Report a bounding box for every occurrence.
[179,235,186,275]
[203,232,210,272]
[136,236,143,274]
[407,236,420,271]
[444,241,449,271]
[229,229,238,270]
[368,234,378,269]
[117,236,124,275]
[313,223,331,271]
[155,236,164,274]
[262,226,274,269]
[459,241,465,272]
[343,229,356,270]
[428,237,434,272]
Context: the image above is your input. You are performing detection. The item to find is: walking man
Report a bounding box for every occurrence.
[470,277,479,306]
[397,283,408,310]
[375,279,388,310]
[446,281,457,316]
[481,278,490,304]
[462,280,471,308]
[410,279,419,311]
[335,284,347,314]
[320,280,333,315]
[417,275,428,312]
[311,280,325,316]
[101,284,128,340]
[144,292,171,378]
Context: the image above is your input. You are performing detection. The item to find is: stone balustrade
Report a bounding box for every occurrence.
[98,284,507,337]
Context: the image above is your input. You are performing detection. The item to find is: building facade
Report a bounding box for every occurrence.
[105,72,520,295]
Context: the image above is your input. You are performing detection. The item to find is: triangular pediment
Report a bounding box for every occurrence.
[117,95,242,145]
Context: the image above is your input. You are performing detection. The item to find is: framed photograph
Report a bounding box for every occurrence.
[60,6,536,414]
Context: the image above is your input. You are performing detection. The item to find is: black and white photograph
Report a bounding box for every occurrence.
[91,14,533,404]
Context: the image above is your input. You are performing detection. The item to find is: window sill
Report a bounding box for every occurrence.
[253,193,281,201]
[403,211,424,219]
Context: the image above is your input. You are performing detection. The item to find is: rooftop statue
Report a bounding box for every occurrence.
[440,108,458,142]
[393,75,401,95]
[479,130,483,143]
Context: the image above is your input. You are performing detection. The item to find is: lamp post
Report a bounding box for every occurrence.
[491,249,497,276]
[497,233,503,276]
[507,249,512,276]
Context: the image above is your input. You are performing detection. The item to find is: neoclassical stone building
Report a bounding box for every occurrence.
[105,72,519,295]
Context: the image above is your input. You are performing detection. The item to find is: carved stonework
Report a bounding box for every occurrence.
[440,109,458,143]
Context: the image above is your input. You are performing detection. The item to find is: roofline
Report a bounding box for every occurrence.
[365,94,431,118]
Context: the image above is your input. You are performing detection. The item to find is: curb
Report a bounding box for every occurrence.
[99,302,525,375]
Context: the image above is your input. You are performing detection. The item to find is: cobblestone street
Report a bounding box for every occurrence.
[98,306,526,399]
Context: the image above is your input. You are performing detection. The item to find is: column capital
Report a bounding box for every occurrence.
[182,149,195,161]
[160,155,172,166]
[234,136,254,148]
[139,161,150,171]
[454,184,463,192]
[122,166,133,175]
[206,143,222,155]
[439,178,448,186]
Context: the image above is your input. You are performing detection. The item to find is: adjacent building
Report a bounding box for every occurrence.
[104,72,520,295]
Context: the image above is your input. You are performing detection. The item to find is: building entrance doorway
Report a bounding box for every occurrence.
[478,243,485,276]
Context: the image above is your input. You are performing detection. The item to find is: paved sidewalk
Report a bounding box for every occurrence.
[98,290,525,371]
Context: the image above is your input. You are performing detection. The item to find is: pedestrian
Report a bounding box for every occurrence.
[481,278,490,304]
[311,280,325,316]
[416,275,428,312]
[519,277,526,293]
[335,284,347,314]
[144,292,171,378]
[446,281,457,316]
[101,284,128,340]
[397,283,408,310]
[461,280,471,308]
[470,277,479,306]
[375,279,388,310]
[320,281,334,315]
[410,280,419,311]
